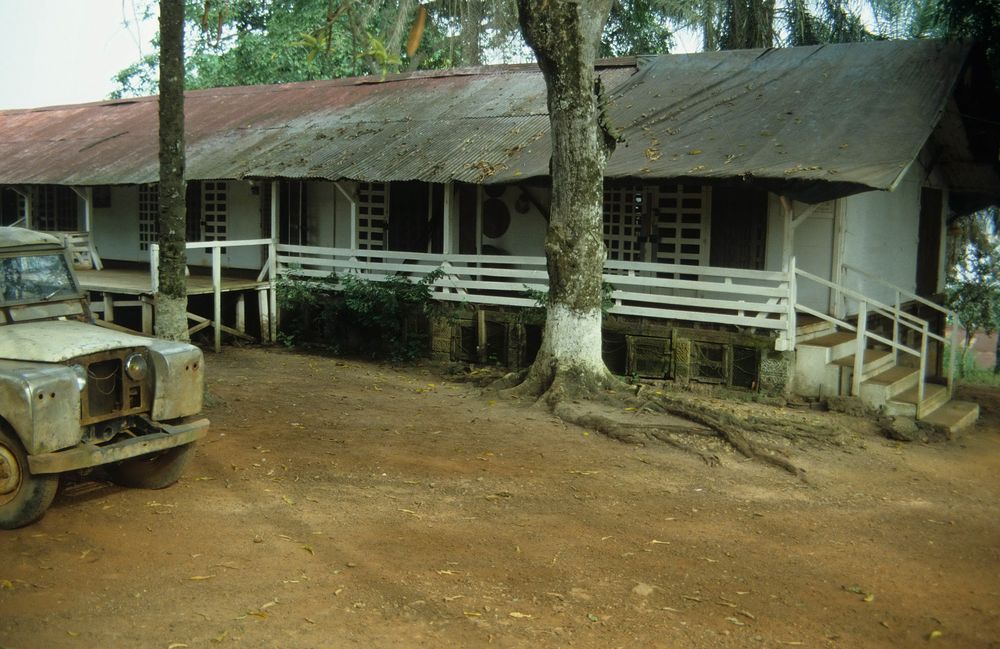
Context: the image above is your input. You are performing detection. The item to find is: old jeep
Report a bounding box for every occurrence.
[0,227,208,528]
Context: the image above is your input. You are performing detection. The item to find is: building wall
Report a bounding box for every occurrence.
[840,163,924,309]
[93,185,141,263]
[479,185,548,257]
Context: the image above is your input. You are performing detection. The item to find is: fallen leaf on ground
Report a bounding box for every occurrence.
[928,630,943,640]
[509,612,532,619]
[188,575,215,581]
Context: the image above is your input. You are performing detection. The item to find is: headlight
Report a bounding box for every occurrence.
[71,364,87,391]
[125,353,149,381]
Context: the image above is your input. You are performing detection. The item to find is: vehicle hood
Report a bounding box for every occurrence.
[0,320,155,363]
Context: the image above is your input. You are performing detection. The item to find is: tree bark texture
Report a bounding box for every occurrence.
[157,0,190,342]
[515,0,616,396]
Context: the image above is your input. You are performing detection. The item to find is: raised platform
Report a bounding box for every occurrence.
[75,267,273,350]
[77,267,267,296]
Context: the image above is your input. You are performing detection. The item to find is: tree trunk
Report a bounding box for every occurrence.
[514,0,617,399]
[156,0,190,342]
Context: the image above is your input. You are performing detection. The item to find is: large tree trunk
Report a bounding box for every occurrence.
[514,0,616,400]
[156,0,190,342]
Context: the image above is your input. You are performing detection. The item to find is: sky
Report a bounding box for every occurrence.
[0,0,157,109]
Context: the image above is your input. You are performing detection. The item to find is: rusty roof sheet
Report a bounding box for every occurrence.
[0,40,995,201]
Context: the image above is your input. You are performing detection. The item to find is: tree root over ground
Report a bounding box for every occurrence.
[496,366,844,482]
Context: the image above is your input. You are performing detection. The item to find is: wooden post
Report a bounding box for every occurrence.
[235,293,246,334]
[476,308,487,363]
[852,301,867,396]
[442,182,453,255]
[103,293,115,323]
[948,314,959,396]
[150,244,160,293]
[475,185,483,255]
[785,256,797,351]
[917,323,928,416]
[269,180,279,343]
[258,288,270,342]
[779,195,794,275]
[141,297,154,334]
[213,245,222,353]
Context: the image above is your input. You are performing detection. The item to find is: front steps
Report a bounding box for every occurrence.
[794,321,979,435]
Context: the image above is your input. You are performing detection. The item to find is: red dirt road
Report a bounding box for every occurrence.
[2,347,999,648]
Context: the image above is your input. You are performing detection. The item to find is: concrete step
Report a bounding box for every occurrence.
[796,319,836,343]
[833,348,895,383]
[886,383,949,418]
[920,399,980,435]
[859,365,921,409]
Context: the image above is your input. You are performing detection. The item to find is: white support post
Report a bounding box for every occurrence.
[213,246,222,353]
[24,191,32,230]
[103,293,115,323]
[475,185,483,255]
[948,315,959,396]
[258,289,270,343]
[442,181,453,255]
[268,243,278,342]
[784,256,797,351]
[83,187,92,233]
[333,181,358,251]
[852,301,867,396]
[269,181,279,342]
[150,244,160,293]
[779,195,794,275]
[141,297,154,334]
[235,293,246,334]
[917,323,928,416]
[892,290,901,364]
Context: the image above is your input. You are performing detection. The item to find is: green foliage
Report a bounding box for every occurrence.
[600,0,678,56]
[276,268,444,361]
[946,212,1000,375]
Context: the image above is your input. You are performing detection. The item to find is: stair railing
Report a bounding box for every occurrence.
[841,264,958,396]
[795,264,929,402]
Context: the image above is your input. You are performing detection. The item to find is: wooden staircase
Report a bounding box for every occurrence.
[794,318,979,434]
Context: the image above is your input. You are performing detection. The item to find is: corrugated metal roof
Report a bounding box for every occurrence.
[0,40,995,201]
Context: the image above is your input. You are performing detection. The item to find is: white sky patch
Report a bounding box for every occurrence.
[0,0,156,109]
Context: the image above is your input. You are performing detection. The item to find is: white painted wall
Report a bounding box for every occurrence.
[482,185,548,257]
[92,185,142,263]
[840,164,923,310]
[308,180,339,247]
[764,195,836,313]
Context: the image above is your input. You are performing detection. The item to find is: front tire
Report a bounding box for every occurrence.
[107,442,195,490]
[0,427,59,529]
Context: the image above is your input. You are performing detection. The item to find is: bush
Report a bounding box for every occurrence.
[276,269,444,360]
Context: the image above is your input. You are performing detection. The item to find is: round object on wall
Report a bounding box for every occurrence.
[483,184,506,198]
[482,199,511,239]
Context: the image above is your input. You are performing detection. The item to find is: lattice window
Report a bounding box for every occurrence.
[602,182,644,263]
[201,181,228,242]
[32,186,78,232]
[138,184,159,251]
[651,183,710,273]
[357,182,387,250]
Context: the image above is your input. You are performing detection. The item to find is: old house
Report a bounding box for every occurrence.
[1,39,997,430]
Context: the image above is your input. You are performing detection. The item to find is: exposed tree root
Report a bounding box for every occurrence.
[497,363,810,480]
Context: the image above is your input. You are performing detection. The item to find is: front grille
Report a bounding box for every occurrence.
[87,359,122,419]
[73,349,150,425]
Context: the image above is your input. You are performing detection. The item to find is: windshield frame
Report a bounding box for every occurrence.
[0,247,85,309]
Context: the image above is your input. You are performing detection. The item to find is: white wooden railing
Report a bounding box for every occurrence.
[840,263,958,395]
[275,244,793,341]
[151,238,276,351]
[795,258,957,410]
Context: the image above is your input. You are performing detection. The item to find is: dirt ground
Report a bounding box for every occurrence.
[2,347,999,649]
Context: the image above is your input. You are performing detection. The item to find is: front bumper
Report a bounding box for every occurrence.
[27,416,210,475]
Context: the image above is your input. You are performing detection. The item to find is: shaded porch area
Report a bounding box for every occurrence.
[77,262,272,350]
